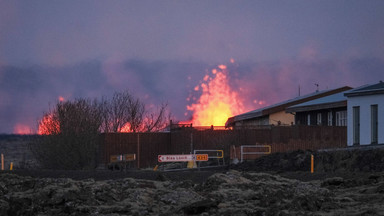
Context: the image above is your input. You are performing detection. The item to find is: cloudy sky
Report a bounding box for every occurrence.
[1,0,384,133]
[1,1,384,65]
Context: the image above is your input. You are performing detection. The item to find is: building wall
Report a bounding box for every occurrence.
[269,111,294,126]
[235,116,269,127]
[295,107,347,126]
[347,94,384,146]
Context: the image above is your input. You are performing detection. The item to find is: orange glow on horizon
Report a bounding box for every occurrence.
[186,63,245,126]
[13,124,32,134]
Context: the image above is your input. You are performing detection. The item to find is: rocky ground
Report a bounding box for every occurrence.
[1,148,384,215]
[1,169,384,215]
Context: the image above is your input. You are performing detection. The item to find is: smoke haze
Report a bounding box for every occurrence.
[1,1,384,133]
[1,58,383,133]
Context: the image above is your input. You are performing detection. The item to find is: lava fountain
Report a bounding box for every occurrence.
[38,113,60,135]
[186,64,245,126]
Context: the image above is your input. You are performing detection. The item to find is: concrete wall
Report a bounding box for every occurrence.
[347,94,384,146]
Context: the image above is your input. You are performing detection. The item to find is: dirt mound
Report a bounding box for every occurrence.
[230,148,384,173]
[3,170,384,215]
[316,148,384,172]
[196,170,335,215]
[230,149,313,172]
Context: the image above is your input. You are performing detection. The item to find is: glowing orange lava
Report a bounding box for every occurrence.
[119,122,131,132]
[13,124,32,134]
[38,114,60,135]
[186,64,245,126]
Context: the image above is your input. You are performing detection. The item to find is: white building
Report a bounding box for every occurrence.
[226,86,351,128]
[345,81,384,146]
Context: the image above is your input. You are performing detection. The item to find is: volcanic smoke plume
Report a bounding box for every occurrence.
[1,58,384,134]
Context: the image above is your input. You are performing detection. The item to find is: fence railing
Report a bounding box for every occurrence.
[240,145,271,162]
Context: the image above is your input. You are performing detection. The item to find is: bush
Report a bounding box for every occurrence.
[31,99,102,169]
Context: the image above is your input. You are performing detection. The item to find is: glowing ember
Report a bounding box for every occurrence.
[13,124,32,134]
[38,114,59,135]
[186,64,245,126]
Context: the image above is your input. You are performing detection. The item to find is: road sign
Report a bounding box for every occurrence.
[124,154,136,161]
[157,154,209,162]
[110,154,136,162]
[195,154,208,161]
[158,154,194,162]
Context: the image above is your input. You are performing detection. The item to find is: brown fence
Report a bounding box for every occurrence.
[100,125,347,168]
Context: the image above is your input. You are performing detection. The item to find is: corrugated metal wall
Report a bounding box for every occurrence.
[100,126,347,168]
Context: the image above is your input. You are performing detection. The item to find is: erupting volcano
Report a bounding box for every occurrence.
[185,63,245,126]
[33,63,247,134]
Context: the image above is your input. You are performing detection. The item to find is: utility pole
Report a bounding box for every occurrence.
[298,85,301,96]
[190,133,193,154]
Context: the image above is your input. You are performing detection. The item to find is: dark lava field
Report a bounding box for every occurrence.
[1,148,384,215]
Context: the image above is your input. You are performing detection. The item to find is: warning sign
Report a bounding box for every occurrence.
[195,154,208,161]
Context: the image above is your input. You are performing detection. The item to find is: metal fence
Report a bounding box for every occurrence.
[100,125,347,168]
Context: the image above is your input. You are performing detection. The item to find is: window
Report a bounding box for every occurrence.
[307,114,311,125]
[371,105,378,144]
[353,106,360,145]
[317,113,322,125]
[328,111,333,126]
[336,110,347,126]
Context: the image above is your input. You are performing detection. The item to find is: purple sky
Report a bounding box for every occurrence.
[1,1,384,133]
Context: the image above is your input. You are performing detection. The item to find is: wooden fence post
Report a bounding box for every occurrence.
[137,133,140,169]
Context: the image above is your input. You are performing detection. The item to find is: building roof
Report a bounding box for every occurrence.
[344,81,384,97]
[285,89,351,113]
[226,86,352,127]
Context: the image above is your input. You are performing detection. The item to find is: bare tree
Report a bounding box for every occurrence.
[101,91,137,133]
[142,102,169,132]
[31,99,103,169]
[101,90,169,133]
[126,96,145,132]
[57,99,102,134]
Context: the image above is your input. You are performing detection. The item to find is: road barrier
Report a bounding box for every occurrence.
[240,145,271,162]
[109,153,136,170]
[193,150,225,166]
